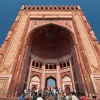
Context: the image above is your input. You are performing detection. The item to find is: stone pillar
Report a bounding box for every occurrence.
[57,64,60,88]
[69,58,76,92]
[27,59,32,90]
[41,64,45,89]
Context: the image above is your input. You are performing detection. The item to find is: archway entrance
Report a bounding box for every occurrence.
[45,77,57,88]
[27,23,84,95]
[27,23,75,91]
[62,76,72,94]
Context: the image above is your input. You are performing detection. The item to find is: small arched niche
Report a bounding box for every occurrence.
[30,76,40,89]
[62,75,73,93]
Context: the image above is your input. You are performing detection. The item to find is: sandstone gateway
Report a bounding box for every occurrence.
[0,5,100,99]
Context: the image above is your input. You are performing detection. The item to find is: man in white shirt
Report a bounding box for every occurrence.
[72,92,78,100]
[66,94,70,100]
[58,88,61,94]
[37,93,43,100]
[24,89,27,95]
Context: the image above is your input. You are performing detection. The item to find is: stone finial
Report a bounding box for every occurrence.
[76,4,81,9]
[21,4,26,9]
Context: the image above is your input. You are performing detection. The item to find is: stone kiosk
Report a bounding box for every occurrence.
[0,4,100,99]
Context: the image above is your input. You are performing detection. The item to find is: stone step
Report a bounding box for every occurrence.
[0,97,18,100]
[0,97,55,100]
[1,97,100,100]
[0,96,55,100]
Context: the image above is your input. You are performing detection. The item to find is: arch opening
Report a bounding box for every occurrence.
[45,76,56,88]
[62,75,72,94]
[30,75,40,90]
[25,23,85,96]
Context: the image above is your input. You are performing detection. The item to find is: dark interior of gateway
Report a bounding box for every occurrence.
[28,24,73,59]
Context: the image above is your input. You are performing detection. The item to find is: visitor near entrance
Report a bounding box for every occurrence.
[18,94,25,100]
[33,92,38,100]
[57,93,61,100]
[58,88,61,94]
[81,93,87,100]
[66,94,70,100]
[71,92,78,100]
[37,93,43,100]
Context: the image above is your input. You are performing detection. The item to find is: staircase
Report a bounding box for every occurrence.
[0,96,55,100]
[45,96,55,100]
[0,97,18,100]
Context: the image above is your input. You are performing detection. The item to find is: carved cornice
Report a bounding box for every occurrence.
[21,5,80,10]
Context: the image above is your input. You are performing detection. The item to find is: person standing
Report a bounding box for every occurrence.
[56,87,59,94]
[66,94,70,100]
[53,88,56,96]
[57,93,61,100]
[71,92,78,100]
[33,92,38,100]
[18,93,25,100]
[81,93,87,100]
[55,93,58,100]
[58,88,61,94]
[24,89,27,95]
[92,94,97,100]
[37,93,43,100]
[28,89,32,97]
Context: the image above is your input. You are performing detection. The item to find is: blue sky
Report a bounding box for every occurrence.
[0,0,100,47]
[47,78,55,86]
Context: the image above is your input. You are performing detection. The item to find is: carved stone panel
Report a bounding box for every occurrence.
[0,15,28,74]
[74,14,99,73]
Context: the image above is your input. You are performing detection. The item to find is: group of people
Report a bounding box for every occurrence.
[18,92,43,100]
[23,86,61,98]
[18,86,87,100]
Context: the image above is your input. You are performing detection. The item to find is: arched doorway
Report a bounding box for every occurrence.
[26,23,85,95]
[62,75,73,94]
[30,76,40,89]
[27,23,75,90]
[45,77,57,88]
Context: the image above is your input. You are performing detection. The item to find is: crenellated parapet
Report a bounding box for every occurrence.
[21,4,81,10]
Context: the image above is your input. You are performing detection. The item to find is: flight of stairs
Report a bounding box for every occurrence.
[0,97,18,100]
[45,96,55,100]
[0,96,55,100]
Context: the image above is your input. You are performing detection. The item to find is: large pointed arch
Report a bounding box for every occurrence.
[26,23,75,59]
[27,23,75,46]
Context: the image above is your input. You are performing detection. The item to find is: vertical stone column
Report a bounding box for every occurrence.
[57,64,60,88]
[69,58,76,92]
[41,64,45,89]
[27,59,32,90]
